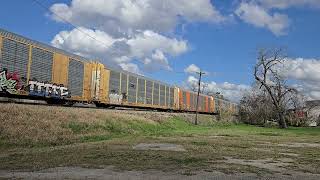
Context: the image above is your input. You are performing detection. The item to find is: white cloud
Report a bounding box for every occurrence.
[235,2,289,36]
[184,64,201,74]
[235,0,320,36]
[186,75,250,102]
[282,58,320,82]
[49,0,223,73]
[127,30,188,58]
[51,27,187,73]
[50,0,225,36]
[51,27,123,58]
[280,58,320,100]
[119,63,140,74]
[259,0,320,9]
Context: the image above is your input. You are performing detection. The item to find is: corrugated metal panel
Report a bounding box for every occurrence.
[202,96,206,111]
[138,78,145,104]
[109,70,120,94]
[30,47,53,82]
[121,73,127,94]
[146,80,152,105]
[160,85,165,106]
[0,38,29,80]
[208,97,211,112]
[170,87,174,107]
[200,96,204,111]
[68,59,84,97]
[190,93,194,110]
[153,83,159,105]
[0,28,88,62]
[166,86,169,107]
[183,91,187,108]
[128,75,137,103]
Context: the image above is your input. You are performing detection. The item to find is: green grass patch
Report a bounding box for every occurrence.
[67,121,91,133]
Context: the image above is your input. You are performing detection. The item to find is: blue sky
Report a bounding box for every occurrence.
[1,0,320,101]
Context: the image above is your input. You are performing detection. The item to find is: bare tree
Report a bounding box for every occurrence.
[254,48,297,128]
[239,86,277,125]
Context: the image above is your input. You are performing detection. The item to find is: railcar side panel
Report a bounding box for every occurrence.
[210,96,215,113]
[205,96,209,112]
[68,59,84,100]
[146,80,152,105]
[159,84,165,106]
[137,78,145,104]
[153,82,159,105]
[103,68,174,109]
[174,87,180,110]
[30,47,53,83]
[83,62,94,101]
[0,30,91,102]
[52,53,69,86]
[186,91,190,110]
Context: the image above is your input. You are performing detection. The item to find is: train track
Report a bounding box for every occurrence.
[0,96,217,115]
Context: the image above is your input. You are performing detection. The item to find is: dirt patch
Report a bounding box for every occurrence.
[251,147,272,153]
[1,166,320,180]
[279,153,299,157]
[278,143,320,148]
[133,143,186,152]
[221,157,293,172]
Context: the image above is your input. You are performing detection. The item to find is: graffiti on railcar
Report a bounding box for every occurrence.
[0,70,22,94]
[137,96,146,104]
[28,81,69,98]
[109,93,123,104]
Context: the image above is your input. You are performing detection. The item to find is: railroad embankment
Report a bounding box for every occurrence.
[1,103,320,179]
[0,103,229,147]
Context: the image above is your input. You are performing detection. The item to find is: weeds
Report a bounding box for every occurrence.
[1,103,320,175]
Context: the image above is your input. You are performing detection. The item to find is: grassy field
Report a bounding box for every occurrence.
[0,103,320,177]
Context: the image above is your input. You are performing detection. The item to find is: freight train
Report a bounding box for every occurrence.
[0,28,237,114]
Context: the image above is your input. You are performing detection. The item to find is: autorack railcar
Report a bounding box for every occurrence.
[0,28,237,114]
[0,28,94,103]
[92,67,177,110]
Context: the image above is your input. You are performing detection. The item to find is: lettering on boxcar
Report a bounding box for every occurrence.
[28,81,69,98]
[109,93,123,104]
[0,70,21,94]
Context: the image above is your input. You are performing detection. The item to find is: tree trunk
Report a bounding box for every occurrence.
[278,112,287,128]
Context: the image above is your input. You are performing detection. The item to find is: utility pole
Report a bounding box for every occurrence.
[195,70,205,125]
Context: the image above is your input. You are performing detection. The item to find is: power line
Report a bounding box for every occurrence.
[30,0,219,81]
[29,0,114,51]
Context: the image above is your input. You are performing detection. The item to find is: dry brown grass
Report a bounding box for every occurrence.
[1,103,320,177]
[0,103,222,147]
[0,103,165,146]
